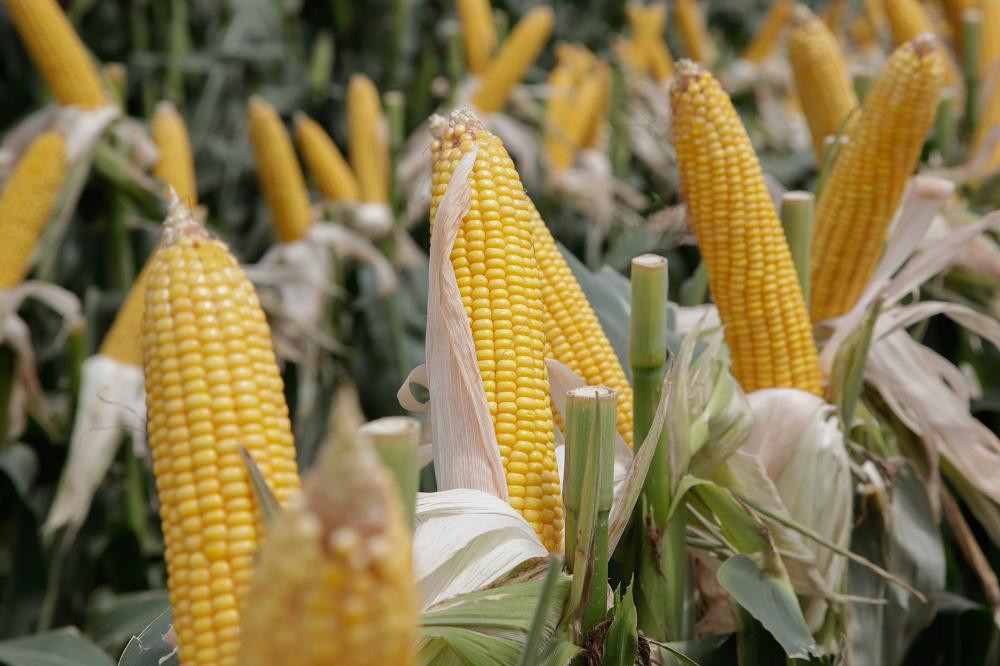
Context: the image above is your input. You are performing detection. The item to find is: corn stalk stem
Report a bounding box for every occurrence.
[610,67,631,180]
[384,91,406,219]
[443,20,464,107]
[360,416,420,525]
[779,191,814,306]
[961,9,982,141]
[935,90,958,165]
[851,68,873,102]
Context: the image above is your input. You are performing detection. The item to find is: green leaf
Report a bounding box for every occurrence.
[716,555,819,659]
[0,628,113,666]
[653,634,735,666]
[422,577,570,633]
[239,447,280,524]
[0,445,44,638]
[419,627,521,666]
[117,606,177,666]
[830,303,879,428]
[603,584,639,666]
[536,639,580,666]
[86,591,169,652]
[691,484,768,554]
[517,557,564,666]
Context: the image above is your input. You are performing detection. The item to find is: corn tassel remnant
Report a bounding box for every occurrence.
[429,109,563,550]
[348,74,390,204]
[5,0,107,108]
[472,6,554,113]
[670,61,823,395]
[295,113,360,202]
[810,35,944,322]
[153,101,198,208]
[142,201,301,665]
[247,97,312,244]
[457,0,497,75]
[0,130,66,288]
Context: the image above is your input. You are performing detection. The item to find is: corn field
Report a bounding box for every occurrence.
[3,0,1000,664]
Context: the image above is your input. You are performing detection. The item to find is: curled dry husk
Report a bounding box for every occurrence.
[44,355,145,536]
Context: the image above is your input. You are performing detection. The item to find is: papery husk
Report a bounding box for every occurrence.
[43,355,145,536]
[627,80,678,187]
[0,105,118,173]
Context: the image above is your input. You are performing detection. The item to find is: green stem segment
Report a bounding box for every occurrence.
[935,89,958,166]
[443,20,464,106]
[359,416,420,525]
[851,67,873,102]
[563,387,617,643]
[384,91,406,219]
[962,9,983,142]
[779,191,814,307]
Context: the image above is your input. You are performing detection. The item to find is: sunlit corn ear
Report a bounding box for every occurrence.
[294,112,360,203]
[240,423,416,666]
[5,0,109,109]
[670,60,823,396]
[152,101,198,208]
[472,6,554,113]
[142,198,301,665]
[457,0,496,75]
[742,0,794,64]
[426,108,563,552]
[675,0,711,64]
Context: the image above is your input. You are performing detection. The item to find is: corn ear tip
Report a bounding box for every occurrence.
[154,100,179,118]
[910,32,938,56]
[161,194,209,245]
[790,4,815,26]
[673,59,705,91]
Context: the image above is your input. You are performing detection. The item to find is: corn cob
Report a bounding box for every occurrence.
[100,261,152,367]
[823,0,848,37]
[862,0,889,37]
[810,35,944,321]
[544,59,580,173]
[580,62,612,149]
[884,0,958,81]
[0,131,66,288]
[347,74,390,204]
[675,0,709,63]
[294,113,360,202]
[142,200,301,666]
[4,0,107,109]
[670,61,823,395]
[153,101,198,208]
[457,0,497,75]
[982,0,1000,74]
[247,97,312,244]
[529,203,635,446]
[429,109,563,551]
[788,6,859,160]
[850,13,881,51]
[627,3,675,80]
[239,425,415,666]
[647,33,677,81]
[616,36,647,75]
[744,0,794,63]
[472,6,554,113]
[942,0,976,50]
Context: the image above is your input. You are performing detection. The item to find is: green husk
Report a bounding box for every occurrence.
[359,416,420,525]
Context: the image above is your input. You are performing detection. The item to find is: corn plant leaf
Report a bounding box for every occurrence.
[418,627,521,666]
[238,447,280,525]
[535,639,581,666]
[0,444,44,638]
[652,634,735,665]
[517,557,564,666]
[117,606,177,666]
[716,554,819,659]
[602,584,639,666]
[85,591,169,652]
[691,483,769,554]
[0,628,114,666]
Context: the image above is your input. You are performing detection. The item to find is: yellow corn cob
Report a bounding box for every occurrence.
[239,424,415,666]
[429,109,563,551]
[247,97,312,244]
[675,0,710,63]
[580,62,612,149]
[545,61,580,172]
[863,0,889,38]
[823,0,848,37]
[744,0,794,64]
[788,6,859,159]
[4,0,107,109]
[648,33,677,81]
[850,13,881,50]
[972,82,1000,174]
[142,200,301,666]
[99,261,152,367]
[627,3,675,80]
[810,35,944,321]
[457,0,497,75]
[294,113,360,202]
[884,0,958,81]
[472,6,554,113]
[347,74,390,204]
[0,131,66,289]
[670,61,823,395]
[153,101,198,208]
[982,0,1000,74]
[529,205,635,446]
[616,36,648,75]
[942,0,975,49]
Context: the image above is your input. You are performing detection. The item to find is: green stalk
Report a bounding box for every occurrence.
[779,191,814,306]
[564,387,616,641]
[443,20,464,106]
[308,31,335,101]
[962,9,983,142]
[935,89,958,165]
[166,0,190,105]
[123,437,148,546]
[610,66,630,179]
[359,416,420,525]
[385,0,409,90]
[493,9,509,44]
[384,91,406,219]
[130,0,154,116]
[107,195,136,290]
[815,135,845,199]
[851,67,873,102]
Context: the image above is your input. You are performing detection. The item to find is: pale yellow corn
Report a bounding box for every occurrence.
[627,3,675,80]
[347,74,390,204]
[153,101,198,208]
[544,60,580,172]
[247,97,312,244]
[811,35,944,321]
[670,61,823,395]
[4,0,107,108]
[580,62,612,149]
[99,260,152,367]
[294,113,360,202]
[429,109,563,551]
[0,130,66,288]
[982,0,1000,75]
[457,0,497,74]
[823,0,849,37]
[942,0,976,50]
[744,0,794,63]
[675,0,710,63]
[142,200,301,666]
[472,6,554,113]
[885,0,958,81]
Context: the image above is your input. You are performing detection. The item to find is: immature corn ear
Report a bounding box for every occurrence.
[347,75,390,204]
[670,61,823,396]
[247,97,312,244]
[457,0,497,75]
[981,0,1000,74]
[429,109,563,551]
[472,6,554,113]
[743,0,794,64]
[142,200,301,665]
[153,101,198,208]
[0,130,66,288]
[294,113,360,202]
[239,428,416,666]
[787,5,859,160]
[810,35,944,322]
[5,0,107,109]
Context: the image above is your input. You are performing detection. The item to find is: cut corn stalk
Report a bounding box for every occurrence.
[743,0,794,64]
[347,74,390,204]
[472,6,554,113]
[4,0,108,109]
[247,97,312,244]
[675,0,710,64]
[787,5,859,161]
[239,422,415,666]
[0,130,66,288]
[670,60,823,395]
[294,112,360,202]
[457,0,497,75]
[152,100,198,208]
[429,109,563,551]
[143,200,301,665]
[810,35,944,322]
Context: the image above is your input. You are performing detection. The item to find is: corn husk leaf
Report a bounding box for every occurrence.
[44,355,145,536]
[603,585,640,666]
[117,605,178,666]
